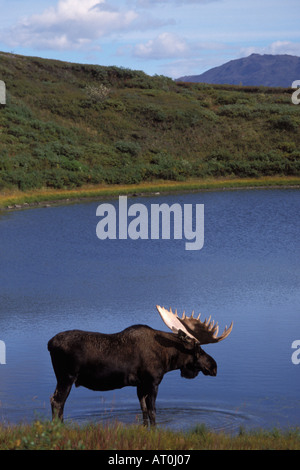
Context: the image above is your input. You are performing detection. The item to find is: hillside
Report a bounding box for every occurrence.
[177,54,300,87]
[0,51,299,192]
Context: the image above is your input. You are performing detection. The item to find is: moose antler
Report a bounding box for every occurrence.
[156,305,233,345]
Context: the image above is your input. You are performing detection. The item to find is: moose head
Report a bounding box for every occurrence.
[156,305,233,378]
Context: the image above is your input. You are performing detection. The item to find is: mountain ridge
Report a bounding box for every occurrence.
[177,54,300,87]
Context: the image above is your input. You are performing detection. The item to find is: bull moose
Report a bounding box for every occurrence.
[48,305,233,426]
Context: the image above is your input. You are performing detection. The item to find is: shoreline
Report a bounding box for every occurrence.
[0,176,299,211]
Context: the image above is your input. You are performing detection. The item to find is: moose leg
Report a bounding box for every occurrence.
[145,385,158,426]
[137,386,149,426]
[137,384,158,426]
[50,378,74,421]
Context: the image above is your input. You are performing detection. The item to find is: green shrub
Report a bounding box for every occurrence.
[217,104,253,118]
[115,140,141,157]
[205,149,232,162]
[269,115,298,131]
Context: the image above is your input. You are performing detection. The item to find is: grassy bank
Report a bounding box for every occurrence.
[1,176,300,210]
[0,420,299,450]
[1,51,300,194]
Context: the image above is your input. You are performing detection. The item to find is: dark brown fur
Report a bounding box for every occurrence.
[48,325,217,426]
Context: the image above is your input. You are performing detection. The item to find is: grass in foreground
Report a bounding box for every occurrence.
[0,420,299,450]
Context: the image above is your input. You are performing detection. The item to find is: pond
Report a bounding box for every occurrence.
[0,188,299,433]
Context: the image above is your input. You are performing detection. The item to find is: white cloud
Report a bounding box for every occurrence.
[136,0,219,6]
[134,32,190,59]
[133,33,227,64]
[240,41,300,57]
[0,0,138,50]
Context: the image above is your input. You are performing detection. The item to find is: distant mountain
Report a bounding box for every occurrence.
[177,54,300,87]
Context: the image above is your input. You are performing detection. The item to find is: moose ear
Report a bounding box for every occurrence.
[177,329,195,344]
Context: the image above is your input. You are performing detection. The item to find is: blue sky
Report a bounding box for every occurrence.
[0,0,299,78]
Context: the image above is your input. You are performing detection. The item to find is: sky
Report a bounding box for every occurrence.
[0,0,299,79]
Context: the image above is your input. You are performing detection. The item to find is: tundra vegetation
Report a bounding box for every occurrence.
[0,420,299,450]
[0,51,299,200]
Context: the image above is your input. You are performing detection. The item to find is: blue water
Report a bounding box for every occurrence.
[0,188,299,432]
